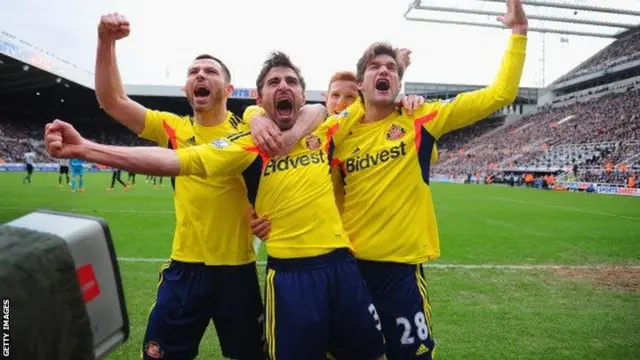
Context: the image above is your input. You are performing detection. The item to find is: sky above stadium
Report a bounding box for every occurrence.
[1,0,630,91]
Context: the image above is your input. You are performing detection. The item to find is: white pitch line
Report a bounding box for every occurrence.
[115,257,640,269]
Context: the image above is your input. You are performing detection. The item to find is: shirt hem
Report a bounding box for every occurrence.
[169,254,257,266]
[354,253,441,265]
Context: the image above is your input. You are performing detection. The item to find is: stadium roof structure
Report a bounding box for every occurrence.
[404,0,640,38]
[405,81,539,103]
[0,30,328,102]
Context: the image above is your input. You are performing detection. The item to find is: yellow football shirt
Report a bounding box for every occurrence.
[332,34,527,264]
[176,103,364,259]
[139,110,255,265]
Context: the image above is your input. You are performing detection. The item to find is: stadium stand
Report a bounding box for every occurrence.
[554,30,640,84]
[431,27,640,191]
[433,86,639,182]
[0,69,251,164]
[437,116,506,152]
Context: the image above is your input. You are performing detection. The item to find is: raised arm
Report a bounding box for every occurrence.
[45,120,180,176]
[87,143,179,176]
[44,120,255,179]
[423,0,528,138]
[95,13,147,134]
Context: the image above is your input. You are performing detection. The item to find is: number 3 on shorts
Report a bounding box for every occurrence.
[396,311,429,345]
[368,303,382,331]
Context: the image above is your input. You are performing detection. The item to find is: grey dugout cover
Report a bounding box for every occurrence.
[6,210,129,359]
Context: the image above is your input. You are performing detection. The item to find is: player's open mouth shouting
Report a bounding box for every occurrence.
[193,83,211,105]
[274,92,294,121]
[375,77,391,94]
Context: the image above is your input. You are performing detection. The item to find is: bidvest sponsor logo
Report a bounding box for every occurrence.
[345,142,407,173]
[263,150,326,176]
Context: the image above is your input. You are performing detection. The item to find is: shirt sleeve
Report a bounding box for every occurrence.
[422,34,527,139]
[320,100,365,146]
[227,112,250,132]
[231,105,267,133]
[176,136,258,178]
[138,110,182,145]
[242,105,265,122]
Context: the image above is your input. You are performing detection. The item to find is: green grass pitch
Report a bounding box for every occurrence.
[1,171,639,359]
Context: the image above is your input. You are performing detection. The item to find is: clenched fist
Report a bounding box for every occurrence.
[98,13,131,42]
[44,120,86,159]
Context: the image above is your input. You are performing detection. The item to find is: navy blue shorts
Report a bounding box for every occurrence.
[356,260,436,360]
[264,249,385,360]
[142,260,265,360]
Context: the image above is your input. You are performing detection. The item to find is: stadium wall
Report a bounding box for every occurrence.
[428,174,640,197]
[552,74,640,106]
[537,89,555,106]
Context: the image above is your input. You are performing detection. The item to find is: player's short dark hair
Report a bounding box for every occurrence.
[194,54,231,83]
[355,42,405,83]
[255,51,306,96]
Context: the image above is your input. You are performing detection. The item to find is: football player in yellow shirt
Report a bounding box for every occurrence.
[334,2,527,359]
[247,1,528,359]
[94,13,318,360]
[250,69,439,239]
[44,51,386,360]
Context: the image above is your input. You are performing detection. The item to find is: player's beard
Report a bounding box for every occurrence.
[210,86,225,107]
[275,117,295,131]
[191,87,225,113]
[270,105,301,131]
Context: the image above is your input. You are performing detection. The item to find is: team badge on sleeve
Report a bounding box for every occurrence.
[210,138,231,149]
[386,124,407,141]
[305,134,322,150]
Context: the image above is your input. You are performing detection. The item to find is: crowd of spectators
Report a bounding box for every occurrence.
[0,138,40,163]
[555,30,640,84]
[0,114,151,163]
[433,87,640,181]
[527,143,612,170]
[579,170,633,185]
[437,117,504,152]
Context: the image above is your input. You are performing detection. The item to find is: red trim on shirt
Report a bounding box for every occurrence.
[324,123,340,153]
[162,120,178,149]
[413,111,438,150]
[244,145,271,172]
